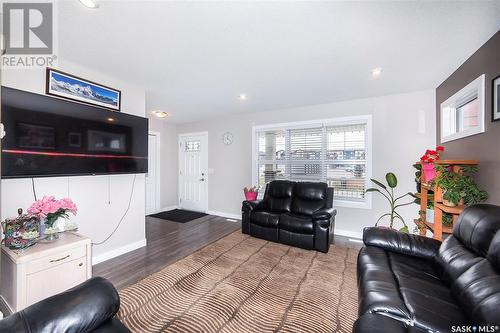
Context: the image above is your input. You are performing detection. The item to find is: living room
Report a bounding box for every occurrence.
[0,1,499,332]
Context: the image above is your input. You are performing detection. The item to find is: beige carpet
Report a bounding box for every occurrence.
[118,231,359,333]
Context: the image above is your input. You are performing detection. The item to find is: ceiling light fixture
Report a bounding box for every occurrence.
[371,67,383,77]
[107,117,115,122]
[152,110,169,118]
[238,94,247,100]
[79,0,99,9]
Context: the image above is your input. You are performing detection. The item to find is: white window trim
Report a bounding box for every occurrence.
[251,115,372,209]
[148,130,162,213]
[440,74,485,143]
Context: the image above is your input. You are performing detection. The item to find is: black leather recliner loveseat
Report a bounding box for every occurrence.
[0,277,130,333]
[355,204,500,332]
[242,180,336,253]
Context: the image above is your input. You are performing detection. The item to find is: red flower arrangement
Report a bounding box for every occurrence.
[420,146,444,164]
[420,146,444,183]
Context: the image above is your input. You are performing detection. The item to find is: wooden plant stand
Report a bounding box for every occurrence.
[416,160,478,241]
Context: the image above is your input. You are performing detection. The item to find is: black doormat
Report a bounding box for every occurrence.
[147,209,208,223]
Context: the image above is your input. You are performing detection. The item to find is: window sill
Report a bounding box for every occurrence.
[334,199,372,210]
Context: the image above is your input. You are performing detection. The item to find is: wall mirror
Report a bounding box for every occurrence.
[440,74,485,143]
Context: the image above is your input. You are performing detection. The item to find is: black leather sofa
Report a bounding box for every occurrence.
[355,204,500,332]
[0,277,130,333]
[242,180,336,253]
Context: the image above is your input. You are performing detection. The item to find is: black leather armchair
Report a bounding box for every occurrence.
[0,277,130,333]
[242,180,336,253]
[355,204,500,332]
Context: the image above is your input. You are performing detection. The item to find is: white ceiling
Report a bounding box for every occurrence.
[58,1,500,123]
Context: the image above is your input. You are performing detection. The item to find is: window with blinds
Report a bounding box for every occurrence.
[254,118,370,204]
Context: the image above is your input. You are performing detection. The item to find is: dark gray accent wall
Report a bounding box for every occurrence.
[436,30,500,204]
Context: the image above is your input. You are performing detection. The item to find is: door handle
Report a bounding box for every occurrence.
[199,178,205,181]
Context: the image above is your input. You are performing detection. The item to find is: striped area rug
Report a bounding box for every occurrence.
[118,231,359,333]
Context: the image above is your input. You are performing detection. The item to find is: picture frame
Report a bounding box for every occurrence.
[493,75,500,122]
[46,68,121,111]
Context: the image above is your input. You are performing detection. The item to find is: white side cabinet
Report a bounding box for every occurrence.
[0,232,91,312]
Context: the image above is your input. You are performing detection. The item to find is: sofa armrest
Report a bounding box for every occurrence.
[0,277,128,333]
[312,208,336,253]
[242,200,263,212]
[92,318,132,333]
[354,314,416,333]
[363,227,441,260]
[312,207,337,220]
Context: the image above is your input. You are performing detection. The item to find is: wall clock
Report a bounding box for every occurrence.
[222,132,233,145]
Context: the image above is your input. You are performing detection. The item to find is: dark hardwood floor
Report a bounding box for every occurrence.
[93,214,361,290]
[93,215,241,290]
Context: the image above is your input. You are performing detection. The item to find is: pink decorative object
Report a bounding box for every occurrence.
[244,191,258,201]
[28,196,77,228]
[422,163,436,183]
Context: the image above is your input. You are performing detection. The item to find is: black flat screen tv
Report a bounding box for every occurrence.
[1,86,148,178]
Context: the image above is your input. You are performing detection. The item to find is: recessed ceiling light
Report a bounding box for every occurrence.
[238,94,247,100]
[79,0,99,9]
[107,117,115,122]
[151,110,169,118]
[371,67,383,77]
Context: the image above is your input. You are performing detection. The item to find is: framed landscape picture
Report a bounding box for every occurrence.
[494,75,500,121]
[46,68,121,111]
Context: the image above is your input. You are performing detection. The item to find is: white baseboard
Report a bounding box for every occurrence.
[205,211,362,239]
[151,206,240,221]
[160,205,178,212]
[150,205,177,214]
[334,228,362,240]
[159,207,364,240]
[92,238,147,265]
[207,210,241,221]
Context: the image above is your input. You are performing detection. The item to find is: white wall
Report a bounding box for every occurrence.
[177,90,436,238]
[1,60,147,264]
[148,116,178,210]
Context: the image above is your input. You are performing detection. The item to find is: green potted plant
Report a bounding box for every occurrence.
[366,172,417,233]
[434,165,488,207]
[442,212,453,227]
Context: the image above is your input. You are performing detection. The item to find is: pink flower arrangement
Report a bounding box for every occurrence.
[28,196,77,228]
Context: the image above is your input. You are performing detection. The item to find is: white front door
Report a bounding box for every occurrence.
[178,133,208,212]
[146,133,159,214]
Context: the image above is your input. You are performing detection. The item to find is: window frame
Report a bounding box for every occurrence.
[440,74,485,143]
[252,115,372,209]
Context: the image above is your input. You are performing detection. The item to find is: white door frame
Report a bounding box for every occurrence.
[178,132,209,212]
[147,131,161,213]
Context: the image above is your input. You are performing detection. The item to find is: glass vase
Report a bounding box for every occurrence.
[39,217,60,242]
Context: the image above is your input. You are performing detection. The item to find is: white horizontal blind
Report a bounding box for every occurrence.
[257,129,287,185]
[325,124,366,201]
[288,127,324,183]
[255,121,368,202]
